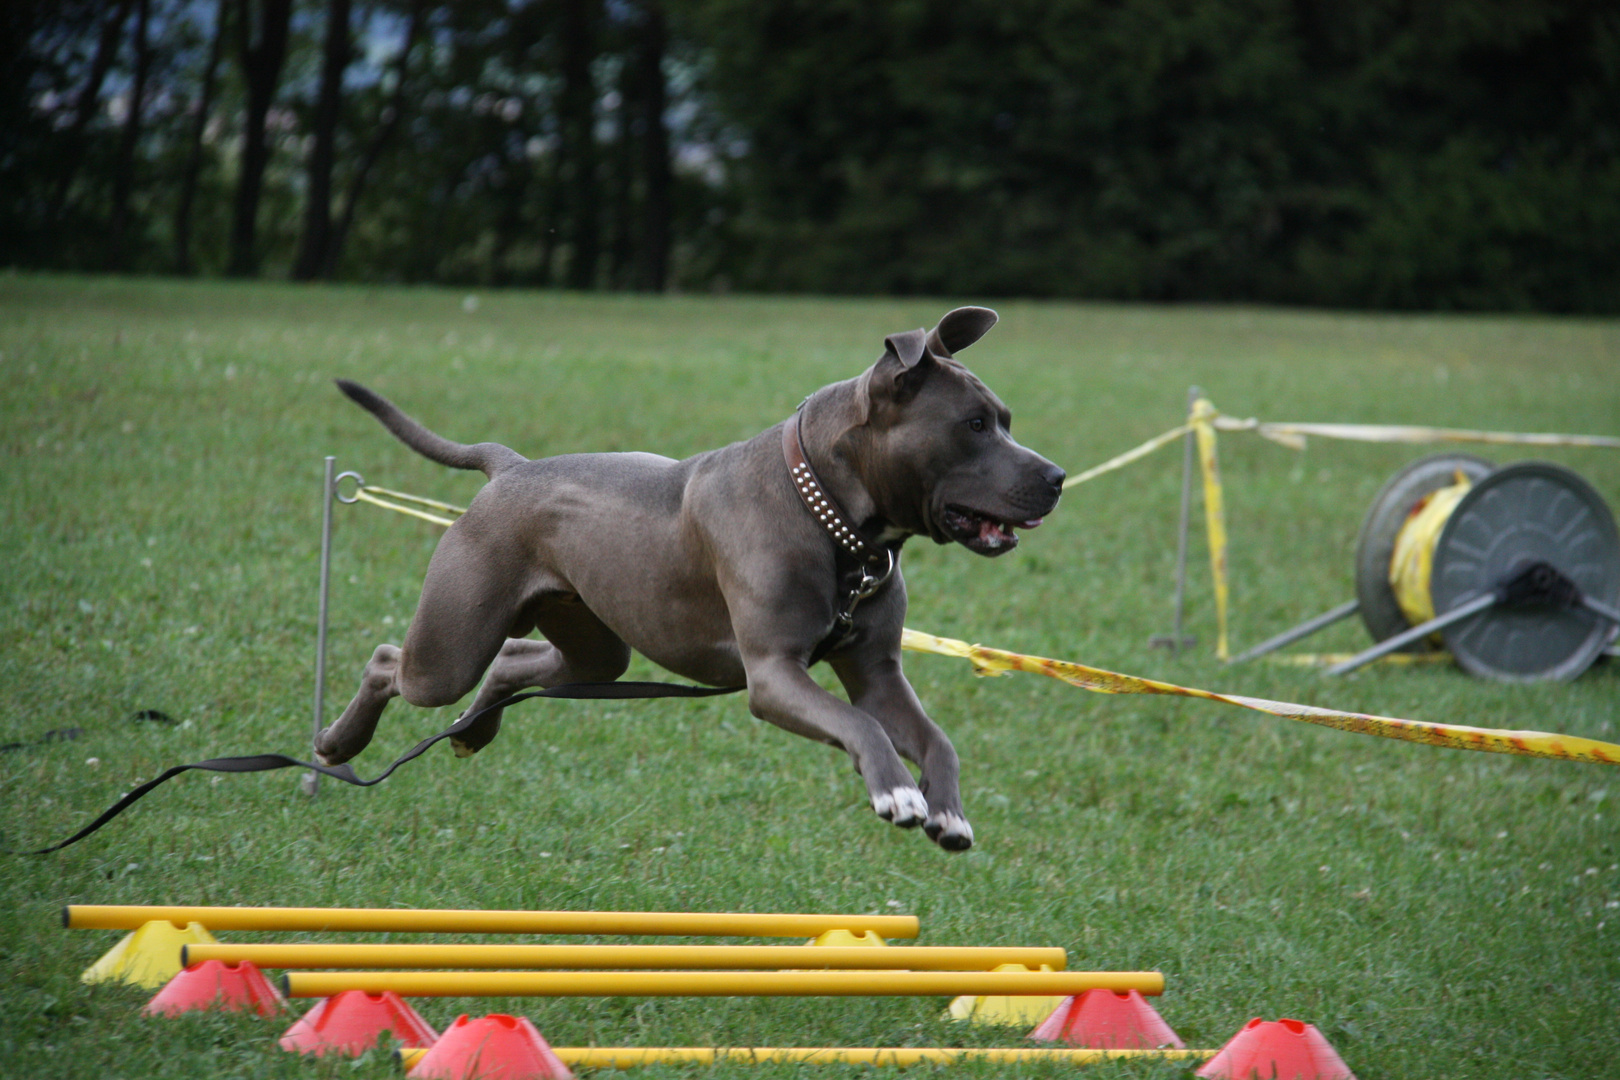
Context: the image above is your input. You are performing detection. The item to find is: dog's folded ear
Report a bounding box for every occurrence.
[884,328,929,368]
[856,328,932,422]
[926,307,998,358]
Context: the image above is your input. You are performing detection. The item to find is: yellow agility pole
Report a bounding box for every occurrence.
[397,1046,1212,1070]
[901,629,1620,766]
[283,968,1163,999]
[62,906,919,939]
[183,942,1065,971]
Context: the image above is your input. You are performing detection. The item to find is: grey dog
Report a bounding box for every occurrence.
[316,307,1064,850]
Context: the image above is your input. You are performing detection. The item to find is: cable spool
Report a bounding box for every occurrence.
[1431,462,1620,681]
[1353,453,1494,651]
[1236,455,1620,681]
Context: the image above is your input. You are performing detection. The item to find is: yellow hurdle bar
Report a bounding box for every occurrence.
[184,942,1067,971]
[62,906,919,939]
[284,968,1163,998]
[398,1046,1212,1069]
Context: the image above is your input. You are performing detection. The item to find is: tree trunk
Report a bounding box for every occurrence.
[227,0,292,278]
[636,0,671,292]
[293,0,351,281]
[174,0,230,275]
[49,0,133,224]
[606,44,638,290]
[107,0,150,271]
[326,0,422,278]
[558,0,600,290]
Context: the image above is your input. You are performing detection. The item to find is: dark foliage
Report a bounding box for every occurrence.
[3,0,1617,310]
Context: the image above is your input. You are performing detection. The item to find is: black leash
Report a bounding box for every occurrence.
[22,680,741,855]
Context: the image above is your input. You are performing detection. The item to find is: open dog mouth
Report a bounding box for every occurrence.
[941,505,1044,556]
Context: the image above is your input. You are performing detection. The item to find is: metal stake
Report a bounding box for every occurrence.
[1229,599,1361,664]
[1324,592,1498,676]
[1151,386,1200,654]
[303,456,336,797]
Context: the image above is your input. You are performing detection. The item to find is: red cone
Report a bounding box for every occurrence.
[141,960,283,1017]
[410,1013,574,1080]
[278,990,439,1057]
[1196,1017,1356,1080]
[1028,989,1185,1049]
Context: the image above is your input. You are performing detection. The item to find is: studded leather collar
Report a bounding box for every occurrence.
[782,407,870,557]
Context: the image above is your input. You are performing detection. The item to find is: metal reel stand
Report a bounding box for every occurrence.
[1233,456,1620,681]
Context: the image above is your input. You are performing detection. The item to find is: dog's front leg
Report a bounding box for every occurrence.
[744,655,928,829]
[830,651,973,851]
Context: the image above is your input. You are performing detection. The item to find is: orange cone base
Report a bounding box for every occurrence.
[1196,1017,1355,1080]
[1028,989,1185,1049]
[279,990,439,1057]
[410,1013,574,1080]
[141,960,283,1018]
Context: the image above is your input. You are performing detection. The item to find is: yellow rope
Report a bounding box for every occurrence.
[1261,652,1452,668]
[350,487,461,528]
[362,485,467,516]
[1062,423,1191,489]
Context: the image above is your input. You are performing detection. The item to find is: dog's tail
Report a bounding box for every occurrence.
[335,379,527,479]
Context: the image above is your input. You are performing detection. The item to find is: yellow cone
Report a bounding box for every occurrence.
[805,929,886,948]
[944,963,1067,1026]
[80,920,218,989]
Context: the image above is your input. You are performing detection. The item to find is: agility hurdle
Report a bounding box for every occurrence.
[283,968,1163,998]
[63,905,917,939]
[184,942,1065,971]
[397,1046,1211,1069]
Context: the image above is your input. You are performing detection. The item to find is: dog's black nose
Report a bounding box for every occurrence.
[1043,463,1067,492]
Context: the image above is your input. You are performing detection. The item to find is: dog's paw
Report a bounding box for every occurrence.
[449,736,479,759]
[872,787,928,828]
[924,811,974,852]
[312,730,350,767]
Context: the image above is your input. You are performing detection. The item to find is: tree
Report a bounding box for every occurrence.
[46,0,133,226]
[227,0,291,278]
[293,0,352,280]
[173,0,230,275]
[636,0,672,291]
[106,0,150,270]
[325,0,424,277]
[557,0,601,289]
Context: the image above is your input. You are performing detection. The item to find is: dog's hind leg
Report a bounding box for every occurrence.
[450,603,632,757]
[314,643,403,766]
[315,517,534,765]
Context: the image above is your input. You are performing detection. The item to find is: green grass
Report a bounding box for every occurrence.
[2,274,1618,1079]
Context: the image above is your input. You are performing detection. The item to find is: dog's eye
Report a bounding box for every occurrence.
[967,418,986,433]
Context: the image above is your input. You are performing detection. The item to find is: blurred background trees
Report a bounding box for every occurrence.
[4,0,1618,311]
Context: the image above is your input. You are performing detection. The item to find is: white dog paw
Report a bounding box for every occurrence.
[924,811,974,851]
[872,787,928,828]
[449,737,479,759]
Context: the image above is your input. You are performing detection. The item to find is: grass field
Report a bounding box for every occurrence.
[2,274,1618,1079]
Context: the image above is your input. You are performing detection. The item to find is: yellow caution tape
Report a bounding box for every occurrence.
[899,629,1620,766]
[1212,416,1620,451]
[1190,399,1230,660]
